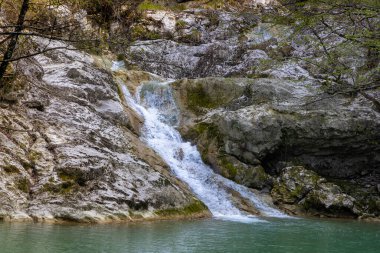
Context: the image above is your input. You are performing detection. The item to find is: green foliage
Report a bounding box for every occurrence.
[16,177,30,193]
[42,181,75,194]
[203,0,239,10]
[68,0,143,26]
[130,24,161,41]
[177,28,201,44]
[41,170,85,195]
[205,0,226,9]
[2,164,20,174]
[271,0,380,93]
[175,20,187,29]
[137,0,165,11]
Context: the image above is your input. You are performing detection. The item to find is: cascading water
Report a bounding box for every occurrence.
[120,78,288,222]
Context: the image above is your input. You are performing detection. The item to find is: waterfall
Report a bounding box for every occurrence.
[120,79,288,222]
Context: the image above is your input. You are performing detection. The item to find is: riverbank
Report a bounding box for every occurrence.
[0,210,211,224]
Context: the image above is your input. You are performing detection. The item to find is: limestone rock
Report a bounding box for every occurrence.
[173,77,380,182]
[272,166,362,217]
[0,41,209,222]
[171,77,380,217]
[125,9,295,79]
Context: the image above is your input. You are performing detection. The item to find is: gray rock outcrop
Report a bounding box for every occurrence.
[272,166,362,218]
[171,77,380,216]
[0,41,208,222]
[126,9,294,79]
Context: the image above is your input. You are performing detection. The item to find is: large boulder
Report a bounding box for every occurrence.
[172,77,380,179]
[272,166,362,217]
[171,77,380,217]
[0,41,209,223]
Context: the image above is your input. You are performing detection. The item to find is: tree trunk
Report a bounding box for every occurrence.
[0,0,30,87]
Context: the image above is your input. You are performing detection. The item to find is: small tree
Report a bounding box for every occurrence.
[271,0,379,103]
[0,0,146,89]
[0,0,29,85]
[0,0,103,89]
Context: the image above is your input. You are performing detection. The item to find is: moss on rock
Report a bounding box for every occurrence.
[186,83,219,114]
[272,166,362,218]
[16,178,30,193]
[219,156,238,179]
[2,164,20,174]
[173,78,246,115]
[130,24,162,41]
[138,1,166,11]
[155,199,208,217]
[42,180,77,195]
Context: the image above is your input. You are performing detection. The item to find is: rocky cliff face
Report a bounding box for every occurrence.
[126,9,286,79]
[1,0,379,221]
[0,40,208,222]
[170,77,380,218]
[116,2,380,219]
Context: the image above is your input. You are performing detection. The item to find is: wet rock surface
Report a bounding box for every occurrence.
[171,77,380,217]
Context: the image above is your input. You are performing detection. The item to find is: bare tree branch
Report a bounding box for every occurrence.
[0,31,98,43]
[0,0,30,87]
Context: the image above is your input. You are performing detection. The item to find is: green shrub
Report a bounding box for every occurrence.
[137,0,166,11]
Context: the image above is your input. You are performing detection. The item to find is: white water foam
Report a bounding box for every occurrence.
[111,61,125,71]
[120,79,288,222]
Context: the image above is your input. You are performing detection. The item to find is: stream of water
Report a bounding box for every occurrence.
[121,80,286,222]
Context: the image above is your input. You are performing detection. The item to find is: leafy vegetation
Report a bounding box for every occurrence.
[16,177,30,193]
[0,0,147,93]
[137,0,166,11]
[270,0,380,102]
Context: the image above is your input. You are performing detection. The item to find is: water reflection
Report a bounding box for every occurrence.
[1,219,379,253]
